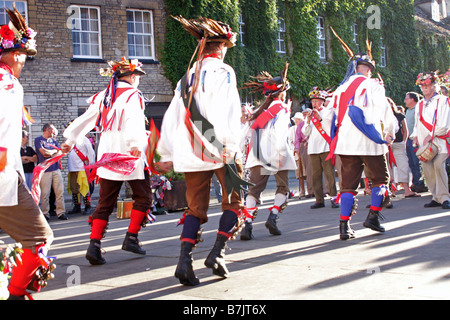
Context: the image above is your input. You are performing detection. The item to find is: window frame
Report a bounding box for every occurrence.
[126,8,155,60]
[316,16,326,61]
[379,37,386,68]
[276,18,286,54]
[70,5,102,59]
[0,1,27,25]
[239,14,245,47]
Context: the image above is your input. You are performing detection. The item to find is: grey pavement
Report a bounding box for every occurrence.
[2,173,450,303]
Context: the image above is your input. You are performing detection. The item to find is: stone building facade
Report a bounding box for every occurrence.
[18,0,173,146]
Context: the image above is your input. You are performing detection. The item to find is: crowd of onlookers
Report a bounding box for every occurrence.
[20,123,97,221]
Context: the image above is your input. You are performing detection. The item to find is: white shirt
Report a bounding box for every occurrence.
[329,74,397,156]
[410,94,450,154]
[0,68,25,206]
[287,124,298,160]
[67,136,96,172]
[301,106,334,155]
[157,57,242,172]
[245,100,297,172]
[64,81,148,181]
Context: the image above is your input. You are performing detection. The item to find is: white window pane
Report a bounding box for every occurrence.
[135,22,143,34]
[80,8,89,19]
[91,44,99,56]
[143,11,150,23]
[90,33,99,45]
[127,21,134,33]
[143,22,151,34]
[90,20,99,32]
[81,43,90,56]
[73,43,81,56]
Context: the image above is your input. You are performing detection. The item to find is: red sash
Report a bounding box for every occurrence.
[74,146,91,177]
[74,146,89,165]
[311,112,330,144]
[326,76,366,162]
[251,103,285,130]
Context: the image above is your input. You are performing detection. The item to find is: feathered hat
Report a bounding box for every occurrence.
[330,26,375,72]
[172,15,237,49]
[0,4,37,56]
[99,56,146,78]
[241,61,290,97]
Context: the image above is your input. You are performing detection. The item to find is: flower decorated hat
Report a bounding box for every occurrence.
[241,61,290,97]
[309,86,330,101]
[0,4,37,56]
[416,71,438,86]
[99,57,146,78]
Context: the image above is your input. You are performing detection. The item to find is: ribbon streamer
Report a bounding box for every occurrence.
[31,153,66,205]
[85,153,139,183]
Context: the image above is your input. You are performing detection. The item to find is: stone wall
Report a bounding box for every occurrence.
[20,0,173,179]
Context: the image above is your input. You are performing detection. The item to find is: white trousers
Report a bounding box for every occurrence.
[421,153,450,204]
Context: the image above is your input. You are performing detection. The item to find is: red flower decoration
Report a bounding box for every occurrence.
[0,25,15,41]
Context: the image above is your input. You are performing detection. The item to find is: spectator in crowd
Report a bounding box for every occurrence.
[20,130,37,191]
[404,92,428,193]
[35,123,68,220]
[288,112,303,197]
[388,98,420,198]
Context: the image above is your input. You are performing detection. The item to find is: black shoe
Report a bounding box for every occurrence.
[310,202,325,209]
[68,204,81,214]
[58,213,68,220]
[265,212,281,235]
[339,220,355,240]
[414,184,429,193]
[204,234,230,278]
[240,221,254,240]
[86,239,106,265]
[424,200,441,208]
[84,205,93,215]
[175,242,199,286]
[363,209,385,232]
[122,232,146,255]
[442,200,450,209]
[7,294,28,300]
[331,199,340,208]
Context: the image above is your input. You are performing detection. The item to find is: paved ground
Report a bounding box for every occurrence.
[2,174,450,307]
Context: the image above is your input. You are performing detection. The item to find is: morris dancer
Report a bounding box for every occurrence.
[0,6,54,299]
[411,72,450,209]
[240,62,297,240]
[61,58,152,265]
[66,124,96,215]
[302,87,339,209]
[156,16,249,286]
[328,27,397,240]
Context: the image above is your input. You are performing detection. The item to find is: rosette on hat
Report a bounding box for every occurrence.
[241,61,290,97]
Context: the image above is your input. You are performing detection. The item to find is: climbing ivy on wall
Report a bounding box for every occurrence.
[161,0,449,106]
